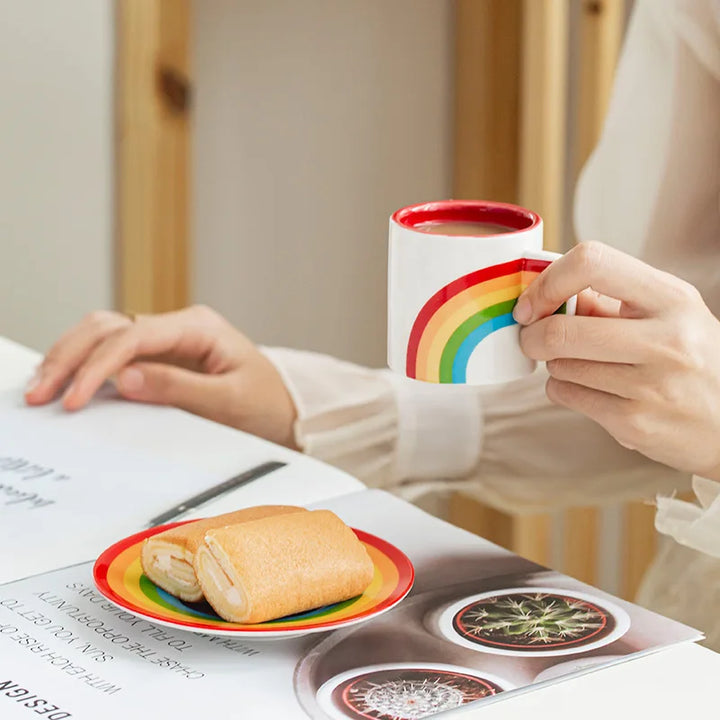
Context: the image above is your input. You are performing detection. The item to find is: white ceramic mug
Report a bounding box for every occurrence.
[388,200,576,385]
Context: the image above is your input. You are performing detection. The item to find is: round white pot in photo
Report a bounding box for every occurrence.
[430,587,631,658]
[315,662,514,720]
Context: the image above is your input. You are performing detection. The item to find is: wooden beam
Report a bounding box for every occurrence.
[116,0,191,314]
[621,499,657,600]
[563,506,599,584]
[449,492,552,568]
[575,0,625,174]
[453,0,522,202]
[518,0,569,251]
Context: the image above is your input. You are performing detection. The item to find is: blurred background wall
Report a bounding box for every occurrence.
[192,0,453,366]
[0,0,114,350]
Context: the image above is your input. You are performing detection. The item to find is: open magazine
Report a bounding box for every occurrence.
[0,337,702,720]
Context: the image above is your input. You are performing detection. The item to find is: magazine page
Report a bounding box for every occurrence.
[0,490,701,720]
[0,388,364,585]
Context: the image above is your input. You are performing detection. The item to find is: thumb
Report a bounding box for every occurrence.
[116,362,229,419]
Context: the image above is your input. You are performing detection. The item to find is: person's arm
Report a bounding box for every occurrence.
[266,344,687,512]
[27,301,686,513]
[515,240,720,481]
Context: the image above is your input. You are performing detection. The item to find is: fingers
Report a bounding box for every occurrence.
[25,312,131,405]
[520,315,661,363]
[116,362,231,421]
[545,376,663,454]
[545,377,630,435]
[546,358,638,399]
[514,242,683,324]
[62,308,222,411]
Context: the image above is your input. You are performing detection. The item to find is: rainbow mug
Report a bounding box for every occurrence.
[387,200,577,385]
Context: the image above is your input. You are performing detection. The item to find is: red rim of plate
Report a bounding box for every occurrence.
[93,521,414,634]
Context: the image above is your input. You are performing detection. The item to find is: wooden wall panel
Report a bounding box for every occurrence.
[563,506,600,585]
[453,0,522,202]
[518,0,569,252]
[116,0,191,314]
[449,493,552,568]
[621,499,658,599]
[575,0,625,173]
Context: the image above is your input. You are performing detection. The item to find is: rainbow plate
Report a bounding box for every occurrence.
[93,521,414,638]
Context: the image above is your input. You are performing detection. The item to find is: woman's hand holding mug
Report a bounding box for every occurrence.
[515,241,720,481]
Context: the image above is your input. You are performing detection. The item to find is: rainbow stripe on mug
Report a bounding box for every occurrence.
[406,257,557,383]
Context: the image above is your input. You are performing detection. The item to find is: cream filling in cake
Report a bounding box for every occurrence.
[194,542,247,620]
[141,540,202,602]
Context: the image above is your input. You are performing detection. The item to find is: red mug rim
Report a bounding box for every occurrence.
[391,200,541,236]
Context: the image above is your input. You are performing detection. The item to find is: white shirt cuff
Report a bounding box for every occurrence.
[388,375,482,481]
[261,346,483,484]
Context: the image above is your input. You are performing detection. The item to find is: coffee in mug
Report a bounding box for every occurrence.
[414,221,514,236]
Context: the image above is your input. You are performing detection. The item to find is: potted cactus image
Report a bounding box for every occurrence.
[436,587,631,657]
[315,663,513,720]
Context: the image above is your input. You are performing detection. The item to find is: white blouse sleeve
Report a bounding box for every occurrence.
[264,346,684,512]
[261,346,483,489]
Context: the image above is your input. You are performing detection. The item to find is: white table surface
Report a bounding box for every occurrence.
[2,337,718,718]
[452,642,719,718]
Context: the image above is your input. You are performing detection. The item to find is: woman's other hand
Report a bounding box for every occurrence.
[515,242,720,481]
[24,305,298,448]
